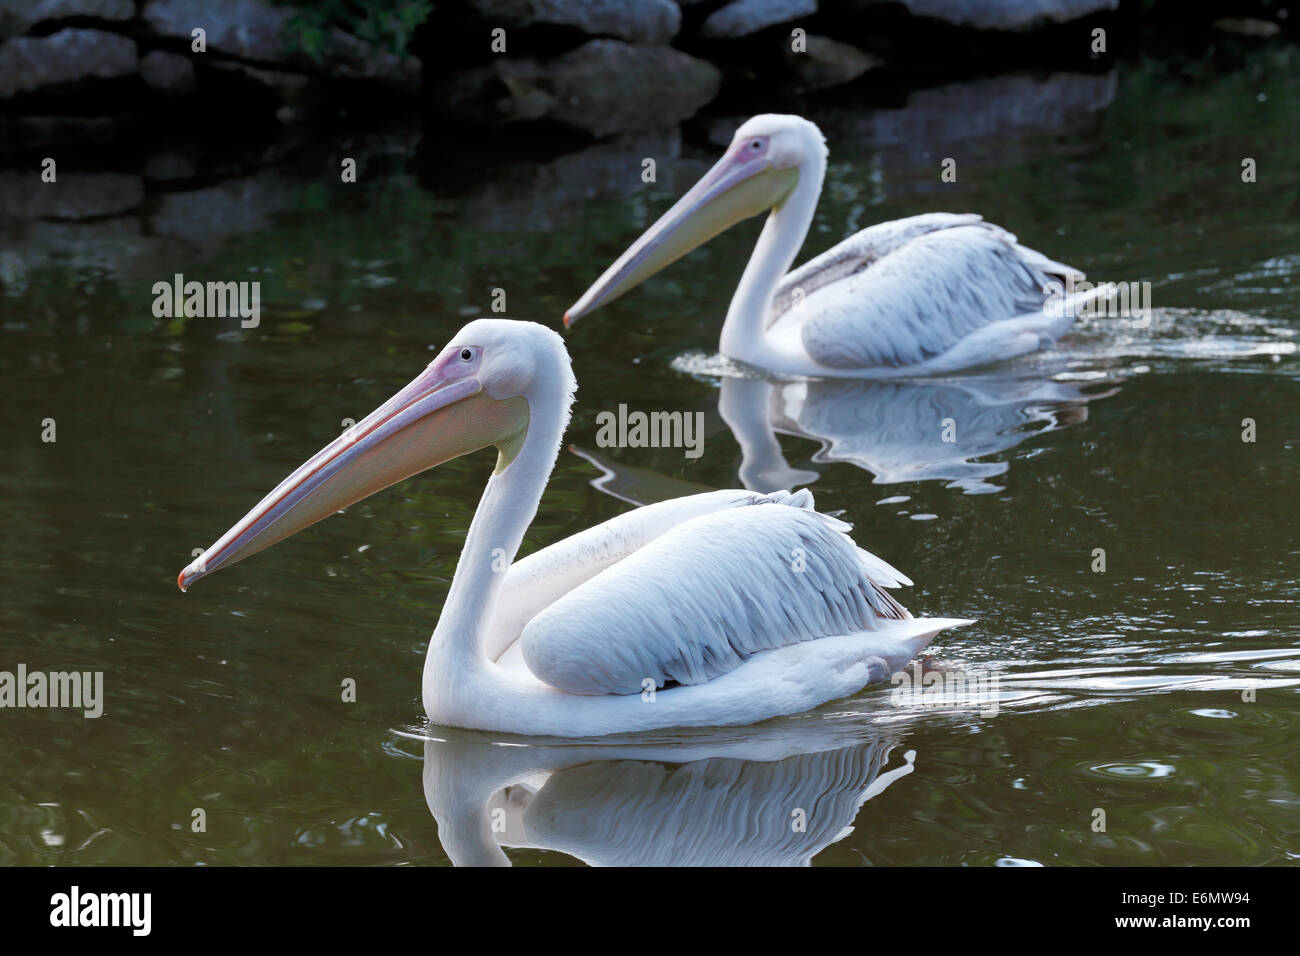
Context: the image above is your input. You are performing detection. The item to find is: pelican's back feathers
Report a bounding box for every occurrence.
[782,214,1083,369]
[769,212,987,325]
[520,491,911,696]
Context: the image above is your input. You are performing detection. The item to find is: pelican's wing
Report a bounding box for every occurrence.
[486,489,804,661]
[783,216,1082,369]
[769,212,988,324]
[519,490,913,695]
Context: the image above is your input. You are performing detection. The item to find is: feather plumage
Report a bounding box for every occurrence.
[789,216,1081,369]
[520,490,910,695]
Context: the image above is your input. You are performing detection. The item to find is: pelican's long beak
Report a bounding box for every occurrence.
[178,357,528,591]
[563,150,798,327]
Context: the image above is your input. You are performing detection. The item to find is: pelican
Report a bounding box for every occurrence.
[178,319,970,737]
[565,113,1103,377]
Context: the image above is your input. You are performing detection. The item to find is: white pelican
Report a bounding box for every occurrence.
[178,319,970,737]
[564,113,1103,377]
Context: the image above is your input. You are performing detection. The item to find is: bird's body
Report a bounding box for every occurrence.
[179,320,969,737]
[432,485,959,737]
[768,213,1090,375]
[566,115,1101,377]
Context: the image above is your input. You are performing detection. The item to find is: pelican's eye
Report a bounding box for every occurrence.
[738,136,769,162]
[459,348,475,362]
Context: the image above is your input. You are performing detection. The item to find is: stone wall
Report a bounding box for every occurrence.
[0,0,1291,148]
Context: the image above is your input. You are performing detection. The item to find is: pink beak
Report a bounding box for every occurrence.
[178,355,491,591]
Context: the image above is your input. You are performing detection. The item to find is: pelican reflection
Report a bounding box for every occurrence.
[575,366,1115,498]
[720,370,1114,494]
[421,724,917,866]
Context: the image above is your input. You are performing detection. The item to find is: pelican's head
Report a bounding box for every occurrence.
[564,114,825,327]
[177,319,574,591]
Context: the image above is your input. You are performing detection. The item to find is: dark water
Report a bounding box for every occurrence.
[1,47,1297,865]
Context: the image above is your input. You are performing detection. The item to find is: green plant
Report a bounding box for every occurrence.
[276,0,433,63]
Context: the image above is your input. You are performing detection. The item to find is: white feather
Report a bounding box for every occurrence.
[520,492,910,695]
[789,216,1082,369]
[484,488,793,661]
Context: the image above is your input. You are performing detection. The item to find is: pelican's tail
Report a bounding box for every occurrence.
[1016,242,1084,286]
[1014,241,1110,341]
[896,616,976,658]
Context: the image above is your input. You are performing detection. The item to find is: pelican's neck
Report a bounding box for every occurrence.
[426,390,566,675]
[719,150,825,366]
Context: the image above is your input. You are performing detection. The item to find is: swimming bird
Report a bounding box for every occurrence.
[565,113,1101,377]
[178,319,969,737]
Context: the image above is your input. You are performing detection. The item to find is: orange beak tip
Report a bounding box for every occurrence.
[562,312,572,329]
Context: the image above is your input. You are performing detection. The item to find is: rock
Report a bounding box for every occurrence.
[0,0,134,40]
[306,28,422,88]
[0,114,116,146]
[457,128,713,232]
[436,39,721,137]
[143,0,419,88]
[701,72,1117,173]
[822,71,1117,152]
[143,0,289,60]
[545,41,721,135]
[0,28,136,98]
[854,0,1117,32]
[210,59,312,96]
[701,0,817,39]
[466,0,681,45]
[0,171,143,219]
[145,151,201,181]
[436,63,547,123]
[140,51,196,95]
[207,59,317,123]
[785,34,882,92]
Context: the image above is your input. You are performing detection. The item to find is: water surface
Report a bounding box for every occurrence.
[1,48,1297,865]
